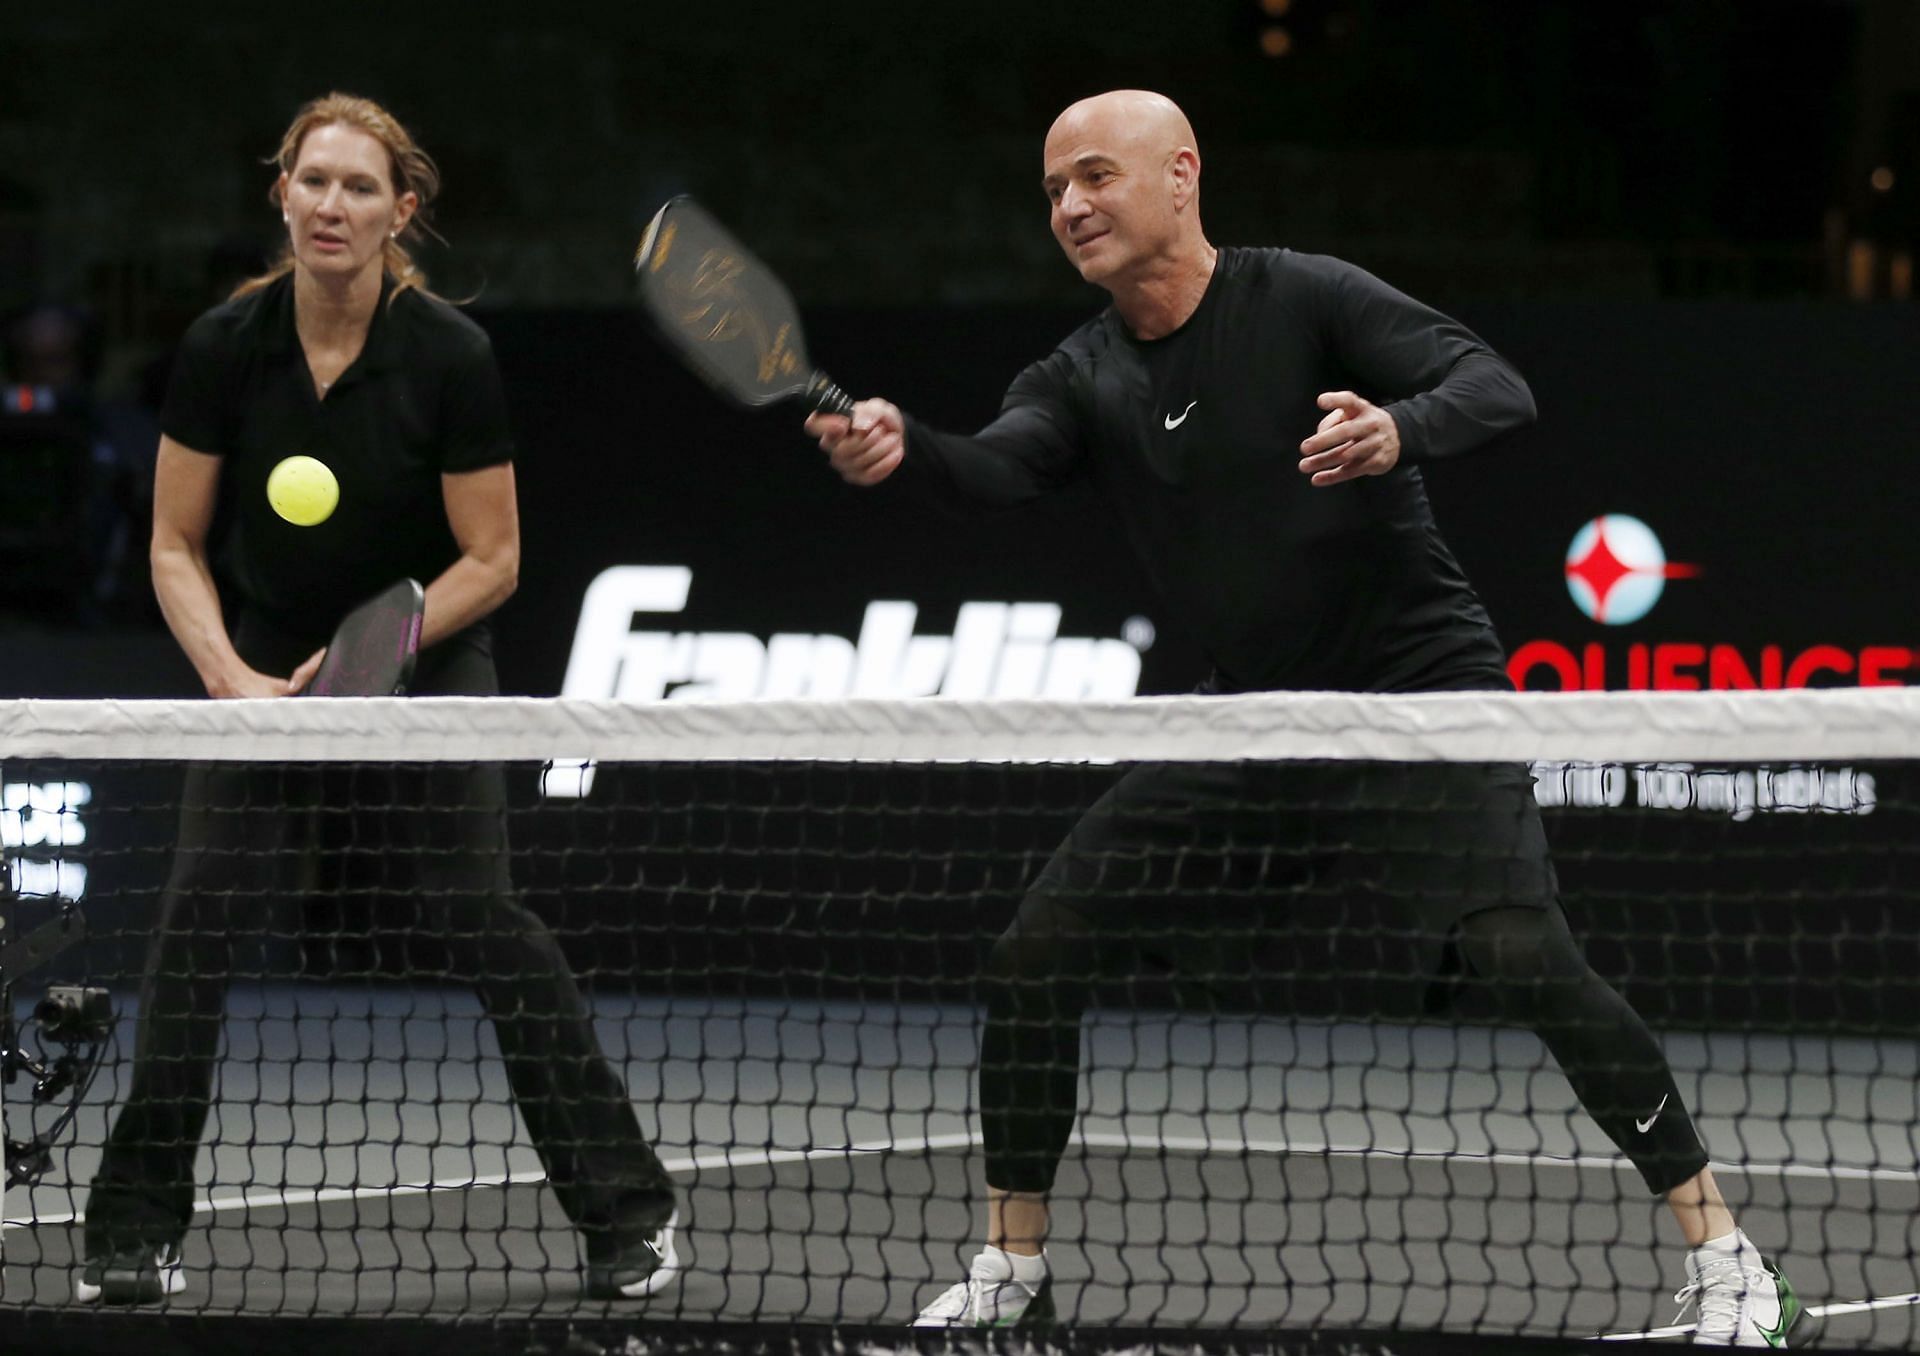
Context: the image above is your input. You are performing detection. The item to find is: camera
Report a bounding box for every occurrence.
[33,985,112,1043]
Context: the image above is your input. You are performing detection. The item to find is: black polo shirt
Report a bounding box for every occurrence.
[160,272,514,659]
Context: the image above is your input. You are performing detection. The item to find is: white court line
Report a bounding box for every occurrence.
[2,1131,979,1230]
[1076,1134,1920,1345]
[13,1128,1918,1343]
[1600,1291,1920,1342]
[1071,1132,1919,1184]
[11,1128,1912,1231]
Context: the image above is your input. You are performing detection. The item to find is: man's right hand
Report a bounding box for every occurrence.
[805,398,905,486]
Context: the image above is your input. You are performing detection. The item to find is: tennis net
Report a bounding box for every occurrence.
[2,689,1917,1354]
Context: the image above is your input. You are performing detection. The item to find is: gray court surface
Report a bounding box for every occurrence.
[4,985,1918,1347]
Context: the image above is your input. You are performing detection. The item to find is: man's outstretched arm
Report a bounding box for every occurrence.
[805,388,1085,510]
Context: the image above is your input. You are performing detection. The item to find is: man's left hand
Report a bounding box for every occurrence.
[1298,391,1401,486]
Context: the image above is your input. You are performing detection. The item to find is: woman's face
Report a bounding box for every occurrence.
[279,123,416,284]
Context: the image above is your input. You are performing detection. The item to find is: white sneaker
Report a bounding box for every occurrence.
[74,1241,186,1305]
[913,1247,1055,1329]
[1675,1234,1807,1347]
[584,1208,682,1300]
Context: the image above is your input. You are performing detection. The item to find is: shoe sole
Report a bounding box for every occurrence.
[74,1264,185,1305]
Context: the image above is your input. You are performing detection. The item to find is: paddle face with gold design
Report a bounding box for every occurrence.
[633,196,853,416]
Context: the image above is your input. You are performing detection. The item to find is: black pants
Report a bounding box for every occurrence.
[85,631,675,1253]
[979,760,1711,1197]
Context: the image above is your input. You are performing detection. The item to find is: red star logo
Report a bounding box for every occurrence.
[1565,520,1698,623]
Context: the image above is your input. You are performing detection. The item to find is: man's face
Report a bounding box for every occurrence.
[1042,114,1173,288]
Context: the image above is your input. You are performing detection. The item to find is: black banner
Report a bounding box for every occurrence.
[5,301,1918,1032]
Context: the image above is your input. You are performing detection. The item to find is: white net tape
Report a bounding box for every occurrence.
[3,688,1918,764]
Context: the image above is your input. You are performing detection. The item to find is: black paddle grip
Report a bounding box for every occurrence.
[805,372,856,417]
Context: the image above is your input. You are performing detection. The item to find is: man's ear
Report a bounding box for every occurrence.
[1170,147,1201,209]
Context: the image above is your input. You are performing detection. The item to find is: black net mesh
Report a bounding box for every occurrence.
[3,694,1917,1353]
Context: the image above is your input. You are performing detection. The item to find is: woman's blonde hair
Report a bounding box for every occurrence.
[232,92,443,302]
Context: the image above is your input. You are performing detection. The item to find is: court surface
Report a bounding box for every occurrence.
[5,986,1918,1346]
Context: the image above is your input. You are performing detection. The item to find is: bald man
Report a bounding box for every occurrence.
[807,92,1804,1346]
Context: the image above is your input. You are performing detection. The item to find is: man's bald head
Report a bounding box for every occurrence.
[1041,90,1209,294]
[1045,90,1200,169]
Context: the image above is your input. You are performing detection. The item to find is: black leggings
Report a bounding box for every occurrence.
[85,631,675,1252]
[979,762,1710,1198]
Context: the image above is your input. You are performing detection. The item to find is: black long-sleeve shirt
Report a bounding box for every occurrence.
[899,247,1536,694]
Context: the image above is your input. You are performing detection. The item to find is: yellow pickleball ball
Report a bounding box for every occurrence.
[266,455,339,526]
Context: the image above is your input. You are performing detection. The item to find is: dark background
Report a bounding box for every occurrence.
[5,1,1916,321]
[3,2,1918,1033]
[5,0,1919,656]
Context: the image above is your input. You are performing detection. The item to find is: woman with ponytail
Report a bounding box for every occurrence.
[78,93,682,1307]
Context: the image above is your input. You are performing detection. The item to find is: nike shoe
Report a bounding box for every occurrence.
[1674,1235,1808,1347]
[913,1248,1055,1329]
[74,1241,186,1305]
[584,1209,681,1300]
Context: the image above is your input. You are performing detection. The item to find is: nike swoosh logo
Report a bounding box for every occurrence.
[1163,401,1197,430]
[1636,1094,1669,1134]
[1756,1265,1801,1347]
